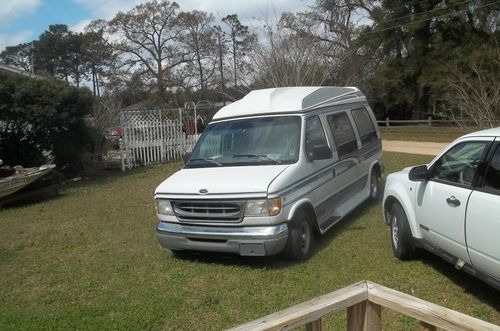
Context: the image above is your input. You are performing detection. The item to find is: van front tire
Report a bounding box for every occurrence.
[284,210,314,261]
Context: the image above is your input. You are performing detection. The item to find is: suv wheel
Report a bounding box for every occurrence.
[284,210,315,261]
[390,202,416,260]
[369,170,381,201]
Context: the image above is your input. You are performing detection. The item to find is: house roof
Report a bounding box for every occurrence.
[212,86,366,120]
[122,99,178,111]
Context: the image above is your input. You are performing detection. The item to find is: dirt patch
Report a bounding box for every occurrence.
[382,140,449,156]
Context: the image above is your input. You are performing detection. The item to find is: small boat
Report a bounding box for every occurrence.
[0,164,56,199]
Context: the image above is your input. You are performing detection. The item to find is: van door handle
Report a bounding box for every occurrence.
[446,196,461,207]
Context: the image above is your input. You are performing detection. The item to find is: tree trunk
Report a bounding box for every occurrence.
[217,30,225,96]
[231,28,237,87]
[197,53,205,96]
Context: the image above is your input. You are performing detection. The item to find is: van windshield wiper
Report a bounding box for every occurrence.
[233,154,282,164]
[188,158,222,166]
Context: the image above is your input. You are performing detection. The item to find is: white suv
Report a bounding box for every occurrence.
[383,128,500,290]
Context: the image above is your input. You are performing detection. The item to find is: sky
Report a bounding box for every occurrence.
[0,0,310,52]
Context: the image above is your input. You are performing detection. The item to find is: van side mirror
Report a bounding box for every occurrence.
[310,144,332,161]
[409,165,429,181]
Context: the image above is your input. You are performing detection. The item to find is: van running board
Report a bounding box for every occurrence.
[319,216,342,232]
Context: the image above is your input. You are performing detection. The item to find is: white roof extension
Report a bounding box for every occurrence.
[213,86,366,120]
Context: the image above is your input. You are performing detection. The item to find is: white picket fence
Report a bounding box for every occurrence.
[120,108,199,170]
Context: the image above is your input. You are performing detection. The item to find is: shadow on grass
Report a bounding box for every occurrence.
[315,198,377,252]
[169,197,500,309]
[418,250,500,310]
[63,163,182,189]
[166,198,379,271]
[0,163,183,210]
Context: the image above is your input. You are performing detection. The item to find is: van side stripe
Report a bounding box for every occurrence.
[270,141,381,198]
[272,160,350,198]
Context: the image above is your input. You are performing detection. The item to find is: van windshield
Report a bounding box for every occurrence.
[186,116,301,168]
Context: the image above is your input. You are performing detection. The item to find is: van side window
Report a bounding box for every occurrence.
[305,116,328,161]
[483,144,500,194]
[327,112,358,158]
[352,107,378,146]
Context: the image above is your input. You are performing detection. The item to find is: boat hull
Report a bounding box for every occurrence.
[0,165,56,199]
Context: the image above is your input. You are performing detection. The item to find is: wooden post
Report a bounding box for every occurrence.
[428,116,432,131]
[419,321,437,331]
[347,300,381,331]
[119,137,125,172]
[159,109,164,162]
[306,318,322,331]
[178,108,184,158]
[386,117,390,128]
[229,281,499,331]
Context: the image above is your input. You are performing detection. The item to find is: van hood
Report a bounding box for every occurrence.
[155,165,289,197]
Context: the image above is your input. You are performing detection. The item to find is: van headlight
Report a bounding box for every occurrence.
[156,199,174,215]
[245,197,282,217]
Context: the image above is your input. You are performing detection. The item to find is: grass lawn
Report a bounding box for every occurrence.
[380,126,468,143]
[0,153,499,330]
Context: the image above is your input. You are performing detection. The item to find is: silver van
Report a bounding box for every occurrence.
[155,87,383,260]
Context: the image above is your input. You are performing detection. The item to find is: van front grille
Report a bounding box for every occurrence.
[171,200,245,222]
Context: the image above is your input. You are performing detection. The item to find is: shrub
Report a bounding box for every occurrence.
[0,73,93,176]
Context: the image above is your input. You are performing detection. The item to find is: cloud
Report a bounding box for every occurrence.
[183,0,307,21]
[72,0,143,19]
[70,19,93,33]
[0,0,41,26]
[0,30,34,51]
[73,0,307,22]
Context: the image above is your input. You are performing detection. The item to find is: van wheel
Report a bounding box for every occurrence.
[390,202,416,260]
[369,170,381,201]
[284,210,314,261]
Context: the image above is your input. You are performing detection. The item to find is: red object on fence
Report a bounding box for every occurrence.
[182,120,196,135]
[111,127,124,137]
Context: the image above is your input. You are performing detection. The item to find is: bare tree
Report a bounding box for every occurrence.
[441,46,500,130]
[213,25,227,95]
[250,23,330,88]
[279,0,376,85]
[107,0,190,95]
[177,10,217,95]
[90,95,123,163]
[222,14,256,87]
[83,20,117,97]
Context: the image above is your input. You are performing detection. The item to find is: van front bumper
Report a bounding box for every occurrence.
[156,222,288,256]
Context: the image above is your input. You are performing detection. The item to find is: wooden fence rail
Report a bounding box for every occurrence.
[377,117,457,128]
[229,281,499,331]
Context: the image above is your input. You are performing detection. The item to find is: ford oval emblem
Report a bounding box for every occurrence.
[199,189,208,195]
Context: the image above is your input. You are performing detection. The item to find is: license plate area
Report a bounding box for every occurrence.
[239,243,265,256]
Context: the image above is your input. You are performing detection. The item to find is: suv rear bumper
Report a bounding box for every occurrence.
[156,222,288,256]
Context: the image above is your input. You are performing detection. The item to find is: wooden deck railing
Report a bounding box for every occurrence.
[229,281,499,331]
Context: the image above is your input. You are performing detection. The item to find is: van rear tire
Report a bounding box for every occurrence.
[369,170,381,201]
[284,210,314,261]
